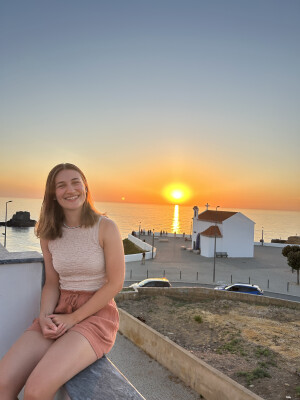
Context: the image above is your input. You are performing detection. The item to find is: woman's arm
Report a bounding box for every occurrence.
[39,238,66,338]
[50,218,125,329]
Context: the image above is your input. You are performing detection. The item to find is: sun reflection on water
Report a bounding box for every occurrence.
[172,204,180,233]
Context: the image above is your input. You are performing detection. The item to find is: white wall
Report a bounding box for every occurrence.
[0,262,43,359]
[193,219,223,255]
[223,213,254,257]
[126,235,156,262]
[200,235,222,257]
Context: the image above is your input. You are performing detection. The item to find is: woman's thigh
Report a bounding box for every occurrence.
[25,331,97,399]
[0,331,53,397]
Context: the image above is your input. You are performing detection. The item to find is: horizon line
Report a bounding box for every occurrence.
[0,195,299,213]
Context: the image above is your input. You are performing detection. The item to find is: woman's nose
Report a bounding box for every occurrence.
[65,183,76,192]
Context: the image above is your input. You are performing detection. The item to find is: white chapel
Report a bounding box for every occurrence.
[192,206,255,258]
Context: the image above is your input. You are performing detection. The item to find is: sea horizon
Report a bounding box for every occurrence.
[0,195,299,213]
[0,197,299,254]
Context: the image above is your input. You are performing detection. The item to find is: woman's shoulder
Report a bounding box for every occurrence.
[98,216,120,245]
[99,215,118,231]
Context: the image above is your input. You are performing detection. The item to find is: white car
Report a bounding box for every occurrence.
[129,278,171,291]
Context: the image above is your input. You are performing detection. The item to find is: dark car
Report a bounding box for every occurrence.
[214,283,263,295]
[129,278,171,290]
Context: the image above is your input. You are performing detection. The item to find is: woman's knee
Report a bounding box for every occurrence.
[24,377,53,400]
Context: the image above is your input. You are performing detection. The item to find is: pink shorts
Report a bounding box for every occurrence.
[27,289,119,359]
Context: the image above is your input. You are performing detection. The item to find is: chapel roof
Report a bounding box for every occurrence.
[198,210,237,223]
[200,225,222,238]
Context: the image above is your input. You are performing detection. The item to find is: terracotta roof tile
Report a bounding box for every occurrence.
[200,225,222,238]
[198,210,237,223]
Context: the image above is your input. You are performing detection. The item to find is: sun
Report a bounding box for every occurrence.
[162,183,192,204]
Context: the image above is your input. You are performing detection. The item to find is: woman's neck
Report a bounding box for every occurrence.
[63,210,81,228]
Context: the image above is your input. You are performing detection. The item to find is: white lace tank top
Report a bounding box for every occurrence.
[48,216,106,291]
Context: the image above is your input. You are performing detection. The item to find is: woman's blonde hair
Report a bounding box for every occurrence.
[35,163,100,240]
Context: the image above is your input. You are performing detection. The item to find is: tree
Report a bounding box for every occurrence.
[282,245,300,285]
[287,251,300,285]
[282,245,299,257]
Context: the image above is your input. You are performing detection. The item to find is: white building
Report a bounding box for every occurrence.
[192,207,255,257]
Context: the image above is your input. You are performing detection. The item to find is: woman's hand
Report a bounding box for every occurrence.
[48,313,77,332]
[39,315,67,340]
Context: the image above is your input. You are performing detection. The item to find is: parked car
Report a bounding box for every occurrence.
[129,278,171,290]
[214,283,263,295]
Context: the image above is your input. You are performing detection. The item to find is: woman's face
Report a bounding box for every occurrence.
[54,169,86,212]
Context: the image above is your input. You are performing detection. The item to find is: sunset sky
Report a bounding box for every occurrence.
[1,1,299,211]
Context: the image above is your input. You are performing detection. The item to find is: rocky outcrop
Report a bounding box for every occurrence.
[0,211,36,227]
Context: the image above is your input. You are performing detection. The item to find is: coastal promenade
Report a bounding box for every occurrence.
[125,234,300,297]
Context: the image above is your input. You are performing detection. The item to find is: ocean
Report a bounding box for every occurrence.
[0,197,299,253]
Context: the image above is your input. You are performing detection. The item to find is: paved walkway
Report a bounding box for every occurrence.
[108,333,201,400]
[125,236,300,297]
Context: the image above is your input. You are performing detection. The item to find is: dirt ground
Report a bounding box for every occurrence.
[117,295,300,400]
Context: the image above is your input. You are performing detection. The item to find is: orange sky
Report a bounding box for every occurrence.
[1,2,300,212]
[0,157,298,211]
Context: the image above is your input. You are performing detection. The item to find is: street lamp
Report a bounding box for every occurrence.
[213,206,220,282]
[139,221,141,239]
[152,229,155,259]
[4,200,12,247]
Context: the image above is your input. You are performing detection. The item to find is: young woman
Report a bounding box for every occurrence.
[0,163,125,400]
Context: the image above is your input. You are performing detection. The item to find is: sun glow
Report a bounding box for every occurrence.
[162,183,192,204]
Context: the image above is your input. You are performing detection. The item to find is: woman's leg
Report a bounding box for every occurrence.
[0,331,54,400]
[24,331,97,400]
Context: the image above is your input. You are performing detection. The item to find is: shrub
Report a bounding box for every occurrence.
[237,367,271,386]
[194,315,203,323]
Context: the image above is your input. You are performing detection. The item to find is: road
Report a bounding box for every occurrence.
[123,280,300,303]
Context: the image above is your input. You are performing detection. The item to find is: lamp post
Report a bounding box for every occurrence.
[152,229,155,259]
[139,221,141,239]
[4,200,12,247]
[261,226,264,246]
[213,206,220,283]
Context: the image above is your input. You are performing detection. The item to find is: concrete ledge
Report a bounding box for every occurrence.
[118,308,263,400]
[65,355,145,400]
[20,356,146,400]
